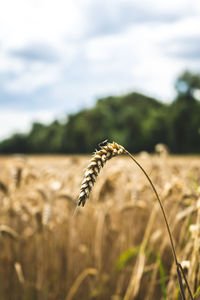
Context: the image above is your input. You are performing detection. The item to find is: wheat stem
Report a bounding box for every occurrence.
[125,150,193,300]
[125,150,178,264]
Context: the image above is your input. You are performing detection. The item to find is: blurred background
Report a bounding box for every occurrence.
[0,0,200,154]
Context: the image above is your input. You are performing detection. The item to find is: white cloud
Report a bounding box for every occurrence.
[4,63,61,93]
[0,0,85,48]
[0,109,58,141]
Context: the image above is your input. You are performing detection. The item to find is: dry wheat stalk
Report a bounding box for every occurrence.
[78,141,125,207]
[14,262,25,284]
[0,181,8,195]
[66,268,97,300]
[0,225,19,240]
[77,140,194,300]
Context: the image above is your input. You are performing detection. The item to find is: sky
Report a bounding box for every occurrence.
[0,0,200,140]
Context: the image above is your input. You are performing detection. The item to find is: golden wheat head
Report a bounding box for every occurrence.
[78,141,125,206]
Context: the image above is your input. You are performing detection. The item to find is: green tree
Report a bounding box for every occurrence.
[169,71,200,153]
[0,133,29,154]
[175,70,200,99]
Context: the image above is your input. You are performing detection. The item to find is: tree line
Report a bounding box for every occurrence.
[0,71,200,154]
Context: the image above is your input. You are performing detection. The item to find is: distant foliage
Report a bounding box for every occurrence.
[0,71,200,154]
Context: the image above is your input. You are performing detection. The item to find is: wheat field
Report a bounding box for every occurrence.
[0,153,199,300]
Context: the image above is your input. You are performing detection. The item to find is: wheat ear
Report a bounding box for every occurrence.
[77,141,194,300]
[78,141,125,207]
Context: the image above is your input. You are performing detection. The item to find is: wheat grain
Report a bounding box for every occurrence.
[78,142,125,206]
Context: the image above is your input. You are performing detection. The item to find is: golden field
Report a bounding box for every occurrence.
[0,153,200,300]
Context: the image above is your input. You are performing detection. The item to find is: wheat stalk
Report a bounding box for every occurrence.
[0,181,8,195]
[0,225,19,240]
[14,262,25,284]
[77,141,194,300]
[66,268,97,300]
